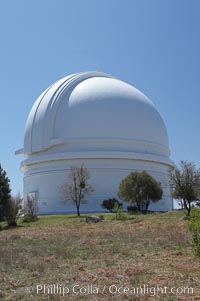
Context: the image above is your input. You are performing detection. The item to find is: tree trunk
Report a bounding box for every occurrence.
[77,205,80,217]
[144,204,148,214]
[145,199,150,214]
[187,203,191,216]
[183,199,191,217]
[136,199,140,211]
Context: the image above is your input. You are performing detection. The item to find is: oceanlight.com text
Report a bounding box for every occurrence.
[33,283,194,297]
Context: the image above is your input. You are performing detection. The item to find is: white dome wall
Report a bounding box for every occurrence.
[18,72,173,214]
[22,157,172,214]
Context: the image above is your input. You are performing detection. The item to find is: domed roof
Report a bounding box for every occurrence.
[23,71,170,163]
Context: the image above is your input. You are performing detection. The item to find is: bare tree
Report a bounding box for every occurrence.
[60,164,94,216]
[25,193,38,220]
[23,192,38,221]
[169,161,200,216]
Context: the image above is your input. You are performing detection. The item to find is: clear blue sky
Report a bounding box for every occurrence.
[0,0,200,195]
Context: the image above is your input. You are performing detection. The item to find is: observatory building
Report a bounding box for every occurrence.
[16,72,173,214]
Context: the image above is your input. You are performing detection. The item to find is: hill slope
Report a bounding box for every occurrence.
[0,211,199,300]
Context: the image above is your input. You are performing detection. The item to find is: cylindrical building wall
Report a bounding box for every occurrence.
[23,157,172,214]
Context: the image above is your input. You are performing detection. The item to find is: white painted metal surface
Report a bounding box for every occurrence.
[18,72,173,213]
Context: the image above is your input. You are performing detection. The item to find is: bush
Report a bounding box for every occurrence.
[4,195,22,227]
[114,203,127,220]
[23,214,38,223]
[188,208,200,256]
[101,198,123,212]
[196,201,200,208]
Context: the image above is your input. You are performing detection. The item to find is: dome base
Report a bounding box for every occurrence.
[23,157,173,214]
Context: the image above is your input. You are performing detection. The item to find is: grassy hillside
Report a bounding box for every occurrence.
[0,210,199,300]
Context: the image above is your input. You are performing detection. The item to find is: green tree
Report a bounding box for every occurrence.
[118,171,163,213]
[169,160,200,216]
[101,198,123,213]
[5,194,22,226]
[0,164,17,226]
[0,164,11,221]
[60,164,94,216]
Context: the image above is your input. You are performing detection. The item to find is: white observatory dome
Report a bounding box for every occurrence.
[18,72,173,214]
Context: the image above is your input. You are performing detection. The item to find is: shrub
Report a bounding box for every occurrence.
[23,214,38,223]
[114,203,127,220]
[101,198,123,212]
[196,201,200,208]
[188,208,200,256]
[4,195,22,227]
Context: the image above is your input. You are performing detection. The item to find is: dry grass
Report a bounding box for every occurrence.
[0,210,199,300]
